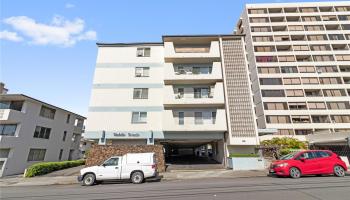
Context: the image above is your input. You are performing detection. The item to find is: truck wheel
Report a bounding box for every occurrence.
[82,174,96,186]
[131,172,144,184]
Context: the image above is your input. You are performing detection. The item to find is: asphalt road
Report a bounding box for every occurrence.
[1,176,350,200]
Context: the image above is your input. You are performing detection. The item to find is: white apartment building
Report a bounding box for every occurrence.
[236,1,350,139]
[85,35,259,165]
[0,94,85,177]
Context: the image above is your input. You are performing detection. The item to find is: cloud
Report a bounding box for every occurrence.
[65,3,75,9]
[2,15,97,47]
[0,30,23,42]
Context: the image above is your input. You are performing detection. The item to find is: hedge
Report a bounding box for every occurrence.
[229,153,260,158]
[24,160,85,178]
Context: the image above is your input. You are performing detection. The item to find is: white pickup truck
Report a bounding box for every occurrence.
[78,153,159,186]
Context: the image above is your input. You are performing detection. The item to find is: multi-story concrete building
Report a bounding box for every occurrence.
[236,1,350,139]
[85,35,259,165]
[0,94,85,177]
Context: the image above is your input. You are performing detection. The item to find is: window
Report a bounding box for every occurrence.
[39,106,56,119]
[194,112,203,125]
[298,66,315,73]
[289,102,307,110]
[313,55,334,62]
[308,35,327,41]
[33,126,51,139]
[256,56,277,62]
[133,88,148,99]
[286,89,304,97]
[175,88,184,99]
[277,129,294,135]
[283,78,301,85]
[296,152,316,160]
[288,25,304,31]
[253,36,273,42]
[58,149,63,161]
[264,102,286,110]
[278,56,295,62]
[305,25,324,31]
[178,112,184,125]
[302,16,320,21]
[0,101,23,111]
[281,66,297,73]
[305,89,322,97]
[293,45,309,51]
[261,90,285,97]
[331,115,350,123]
[300,7,317,13]
[319,77,341,84]
[342,24,350,30]
[317,66,338,73]
[63,131,67,141]
[248,9,267,14]
[310,45,330,51]
[323,89,345,97]
[260,78,282,85]
[338,15,350,21]
[335,6,350,12]
[315,151,331,158]
[322,15,338,21]
[301,78,319,84]
[291,115,310,123]
[66,114,70,124]
[258,67,280,74]
[327,102,350,110]
[103,157,119,166]
[295,129,313,135]
[212,112,216,124]
[136,47,150,57]
[251,27,271,32]
[266,116,290,123]
[135,67,150,77]
[194,87,211,98]
[0,149,10,158]
[254,46,275,52]
[27,149,46,161]
[308,102,326,110]
[131,112,147,123]
[336,55,350,61]
[0,124,17,136]
[274,35,290,41]
[329,34,345,40]
[250,17,269,23]
[312,116,330,123]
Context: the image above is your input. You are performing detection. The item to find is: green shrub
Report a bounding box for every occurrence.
[25,160,85,178]
[229,153,260,158]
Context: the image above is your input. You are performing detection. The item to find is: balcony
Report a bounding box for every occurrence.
[162,109,227,132]
[164,62,223,84]
[0,109,23,122]
[164,41,220,62]
[163,83,225,108]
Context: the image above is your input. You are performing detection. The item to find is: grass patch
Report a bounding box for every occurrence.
[25,160,85,178]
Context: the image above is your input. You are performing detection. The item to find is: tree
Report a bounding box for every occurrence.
[261,137,308,156]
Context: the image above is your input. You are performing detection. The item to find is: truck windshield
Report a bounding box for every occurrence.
[279,152,299,160]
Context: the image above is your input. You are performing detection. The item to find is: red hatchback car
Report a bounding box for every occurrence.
[269,150,348,178]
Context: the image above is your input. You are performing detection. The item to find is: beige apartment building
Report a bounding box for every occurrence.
[236,1,350,139]
[85,1,350,167]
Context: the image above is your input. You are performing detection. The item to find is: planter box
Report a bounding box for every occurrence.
[227,157,265,171]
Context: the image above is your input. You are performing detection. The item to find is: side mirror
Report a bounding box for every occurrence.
[102,163,106,167]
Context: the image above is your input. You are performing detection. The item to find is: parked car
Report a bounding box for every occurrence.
[78,153,159,186]
[269,150,347,178]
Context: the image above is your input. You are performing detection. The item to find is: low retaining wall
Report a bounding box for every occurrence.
[86,144,165,172]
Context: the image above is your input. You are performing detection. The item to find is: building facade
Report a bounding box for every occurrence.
[0,94,85,177]
[84,35,259,165]
[236,1,350,139]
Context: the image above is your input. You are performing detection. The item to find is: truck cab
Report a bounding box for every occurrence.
[78,153,159,186]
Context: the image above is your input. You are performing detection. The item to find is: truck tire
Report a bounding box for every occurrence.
[82,174,96,186]
[131,171,144,184]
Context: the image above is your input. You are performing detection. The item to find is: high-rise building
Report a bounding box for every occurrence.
[236,1,350,138]
[84,35,259,165]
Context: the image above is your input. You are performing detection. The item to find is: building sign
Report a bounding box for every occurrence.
[113,132,140,137]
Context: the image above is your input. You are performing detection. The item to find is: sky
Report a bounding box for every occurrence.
[0,0,341,116]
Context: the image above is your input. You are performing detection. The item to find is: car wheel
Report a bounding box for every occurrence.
[334,165,345,177]
[289,167,301,179]
[82,174,96,186]
[131,172,144,184]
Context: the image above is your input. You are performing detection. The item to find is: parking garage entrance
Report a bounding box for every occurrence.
[155,132,226,171]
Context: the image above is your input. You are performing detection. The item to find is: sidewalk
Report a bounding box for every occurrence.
[0,169,268,187]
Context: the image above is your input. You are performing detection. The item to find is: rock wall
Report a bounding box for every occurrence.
[86,144,165,172]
